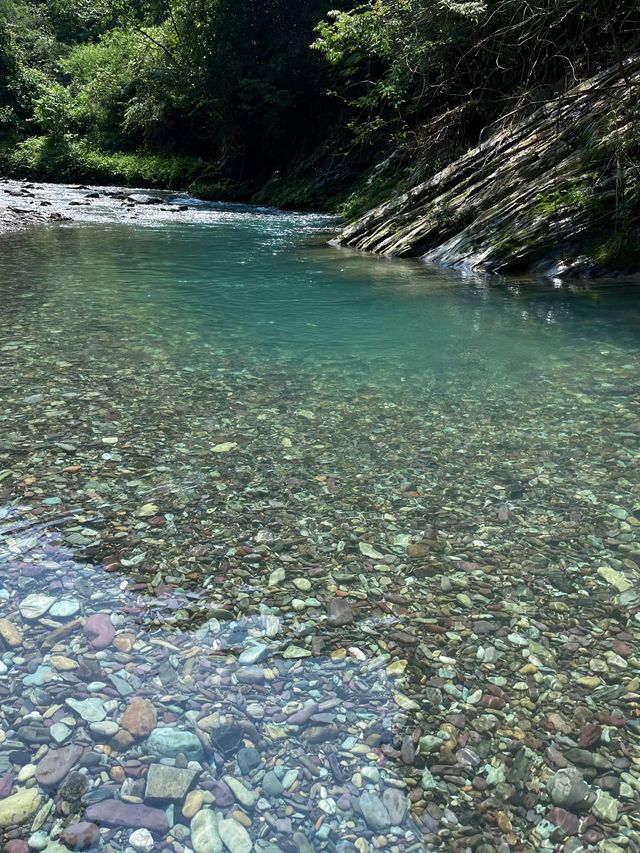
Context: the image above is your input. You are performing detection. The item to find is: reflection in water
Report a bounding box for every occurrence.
[1,213,640,851]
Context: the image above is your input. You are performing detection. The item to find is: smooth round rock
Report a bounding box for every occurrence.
[218,818,252,853]
[146,726,204,761]
[129,828,155,852]
[27,831,48,851]
[191,808,223,853]
[19,594,55,620]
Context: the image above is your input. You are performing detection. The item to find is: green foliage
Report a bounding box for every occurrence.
[531,179,595,218]
[57,29,178,147]
[313,0,488,140]
[1,0,640,210]
[4,134,206,186]
[337,171,404,219]
[314,0,640,147]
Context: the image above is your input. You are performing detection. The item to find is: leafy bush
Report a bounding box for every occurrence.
[6,135,207,187]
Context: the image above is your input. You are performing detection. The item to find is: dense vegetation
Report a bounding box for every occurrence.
[1,0,639,212]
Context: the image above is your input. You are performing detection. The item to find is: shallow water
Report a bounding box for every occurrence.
[1,208,640,852]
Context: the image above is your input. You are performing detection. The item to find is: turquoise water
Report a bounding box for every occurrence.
[1,210,640,851]
[5,217,640,386]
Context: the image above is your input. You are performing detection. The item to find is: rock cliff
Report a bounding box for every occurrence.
[337,56,640,276]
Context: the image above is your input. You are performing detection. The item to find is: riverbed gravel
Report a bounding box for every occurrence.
[0,191,639,853]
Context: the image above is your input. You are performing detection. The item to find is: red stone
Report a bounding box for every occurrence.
[4,843,29,853]
[121,698,157,738]
[85,801,168,833]
[59,822,100,850]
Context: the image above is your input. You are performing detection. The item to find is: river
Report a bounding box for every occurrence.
[0,197,639,851]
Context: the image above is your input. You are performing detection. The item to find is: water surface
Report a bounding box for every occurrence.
[1,208,640,851]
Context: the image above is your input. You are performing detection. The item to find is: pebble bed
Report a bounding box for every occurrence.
[0,205,640,853]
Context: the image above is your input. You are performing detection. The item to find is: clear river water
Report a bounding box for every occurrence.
[1,197,640,853]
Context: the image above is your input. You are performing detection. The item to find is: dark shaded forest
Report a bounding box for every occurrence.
[1,1,639,212]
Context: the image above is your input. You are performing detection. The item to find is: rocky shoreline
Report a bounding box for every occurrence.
[0,178,274,236]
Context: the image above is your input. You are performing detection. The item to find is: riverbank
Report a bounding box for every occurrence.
[0,178,334,238]
[0,179,202,235]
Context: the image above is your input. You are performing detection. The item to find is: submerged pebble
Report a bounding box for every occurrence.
[0,208,639,852]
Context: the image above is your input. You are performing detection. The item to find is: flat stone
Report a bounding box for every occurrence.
[262,771,284,797]
[564,748,612,770]
[301,725,338,743]
[237,747,261,775]
[327,598,353,626]
[382,787,408,825]
[547,807,579,836]
[90,721,119,737]
[65,697,106,723]
[359,791,390,830]
[191,808,223,853]
[212,441,237,453]
[218,817,253,853]
[122,698,157,738]
[0,787,42,827]
[287,701,318,725]
[85,800,169,833]
[292,833,314,853]
[238,644,271,665]
[146,726,204,761]
[50,723,72,744]
[49,598,81,619]
[222,775,256,808]
[592,791,619,823]
[236,666,264,684]
[19,594,55,620]
[359,542,384,559]
[0,617,22,647]
[36,745,84,787]
[597,566,632,592]
[50,655,79,671]
[144,764,196,801]
[24,665,55,687]
[282,770,298,790]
